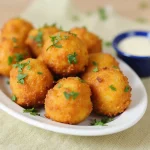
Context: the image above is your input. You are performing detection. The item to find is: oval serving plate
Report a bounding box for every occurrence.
[0,59,147,136]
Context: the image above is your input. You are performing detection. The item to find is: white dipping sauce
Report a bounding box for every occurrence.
[118,36,150,56]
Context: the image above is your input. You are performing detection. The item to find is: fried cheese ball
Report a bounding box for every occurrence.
[83,53,119,74]
[0,39,31,76]
[82,68,131,117]
[25,24,60,57]
[42,31,88,76]
[10,58,53,107]
[1,18,33,45]
[45,77,93,124]
[70,27,102,54]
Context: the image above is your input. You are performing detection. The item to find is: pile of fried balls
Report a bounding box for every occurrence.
[0,18,131,124]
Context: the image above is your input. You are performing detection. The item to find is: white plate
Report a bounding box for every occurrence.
[0,59,147,136]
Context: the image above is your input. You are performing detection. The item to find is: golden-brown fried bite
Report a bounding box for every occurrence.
[1,18,33,45]
[83,53,119,74]
[25,24,60,57]
[10,58,53,107]
[42,31,89,76]
[45,77,93,124]
[0,39,31,76]
[82,68,131,117]
[37,54,44,62]
[70,27,102,54]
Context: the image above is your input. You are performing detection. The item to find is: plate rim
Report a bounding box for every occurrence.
[0,58,148,136]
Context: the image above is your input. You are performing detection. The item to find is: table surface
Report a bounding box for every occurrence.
[0,0,150,150]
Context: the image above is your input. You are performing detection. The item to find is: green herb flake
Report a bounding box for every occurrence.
[68,32,77,37]
[109,85,116,91]
[11,95,17,102]
[51,23,56,27]
[124,86,130,92]
[92,61,98,66]
[23,108,40,116]
[93,67,99,72]
[98,8,107,20]
[12,37,17,43]
[64,91,70,100]
[27,65,31,70]
[15,53,24,63]
[13,60,30,72]
[64,91,79,100]
[57,83,62,88]
[67,52,77,64]
[17,73,27,84]
[37,72,43,75]
[92,61,99,72]
[113,66,119,69]
[43,23,49,28]
[8,56,13,65]
[54,44,62,48]
[104,41,112,47]
[78,77,85,83]
[91,117,113,126]
[33,30,43,47]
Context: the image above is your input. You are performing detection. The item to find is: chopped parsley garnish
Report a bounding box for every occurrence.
[69,32,77,37]
[23,108,40,116]
[37,72,43,75]
[91,117,113,126]
[13,60,30,72]
[43,23,49,28]
[27,65,31,70]
[57,83,62,88]
[33,30,43,47]
[71,15,80,21]
[124,86,130,92]
[15,53,24,63]
[11,95,17,102]
[92,61,99,72]
[47,34,69,50]
[98,8,107,20]
[12,37,18,48]
[104,41,112,47]
[8,56,13,65]
[78,77,85,83]
[67,52,77,64]
[64,91,79,100]
[54,44,62,48]
[8,53,25,65]
[12,37,17,43]
[113,66,119,69]
[51,23,56,27]
[109,85,116,91]
[93,67,99,72]
[17,73,27,84]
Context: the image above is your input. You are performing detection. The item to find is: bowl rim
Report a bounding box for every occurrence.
[112,30,150,59]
